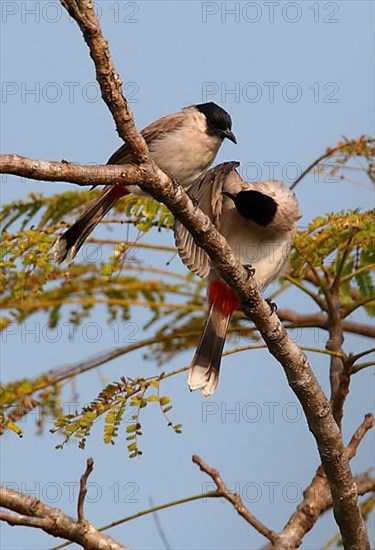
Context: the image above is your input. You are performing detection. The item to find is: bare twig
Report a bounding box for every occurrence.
[331,359,352,429]
[352,360,375,374]
[278,309,374,339]
[346,414,374,459]
[192,455,275,542]
[350,347,375,363]
[283,275,327,310]
[149,496,172,550]
[289,137,372,190]
[77,457,94,521]
[342,295,375,318]
[354,475,375,497]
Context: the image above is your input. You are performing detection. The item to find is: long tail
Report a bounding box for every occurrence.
[188,279,239,397]
[188,301,232,397]
[54,185,128,264]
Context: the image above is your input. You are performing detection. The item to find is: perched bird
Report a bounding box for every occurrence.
[174,162,301,396]
[54,102,236,263]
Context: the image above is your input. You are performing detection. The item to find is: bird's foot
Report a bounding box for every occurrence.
[190,196,199,208]
[244,264,255,278]
[266,298,278,315]
[170,176,182,191]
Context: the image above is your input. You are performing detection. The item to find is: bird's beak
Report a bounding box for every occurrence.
[223,191,236,201]
[222,130,237,144]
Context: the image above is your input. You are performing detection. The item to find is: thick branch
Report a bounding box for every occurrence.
[263,475,374,550]
[0,485,126,549]
[264,414,374,549]
[192,455,275,542]
[60,0,149,163]
[0,154,148,186]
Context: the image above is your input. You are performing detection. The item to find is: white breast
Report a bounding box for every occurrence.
[218,206,294,290]
[149,112,222,187]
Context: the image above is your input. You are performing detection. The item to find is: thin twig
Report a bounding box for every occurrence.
[342,294,375,318]
[149,496,172,550]
[290,140,362,190]
[346,413,374,459]
[51,491,218,550]
[283,275,327,310]
[192,455,275,542]
[350,347,375,363]
[77,457,94,521]
[351,360,375,374]
[332,236,354,291]
[278,309,374,338]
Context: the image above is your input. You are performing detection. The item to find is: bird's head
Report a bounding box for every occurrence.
[224,189,278,226]
[195,102,237,144]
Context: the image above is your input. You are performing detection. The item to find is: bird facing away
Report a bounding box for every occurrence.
[54,102,236,263]
[174,161,301,397]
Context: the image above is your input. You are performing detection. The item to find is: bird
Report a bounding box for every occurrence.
[174,161,301,397]
[54,102,236,263]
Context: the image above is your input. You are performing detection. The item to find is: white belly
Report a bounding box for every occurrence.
[219,208,293,291]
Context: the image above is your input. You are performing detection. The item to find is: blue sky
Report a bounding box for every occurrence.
[1,1,374,549]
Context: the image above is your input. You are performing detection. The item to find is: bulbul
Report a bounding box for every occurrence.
[174,162,301,397]
[54,102,236,263]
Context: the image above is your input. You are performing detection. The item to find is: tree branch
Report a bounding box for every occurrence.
[51,491,218,550]
[262,414,374,549]
[77,457,94,521]
[346,414,374,458]
[0,154,147,187]
[192,455,275,542]
[0,511,51,529]
[0,1,370,548]
[0,485,127,549]
[278,309,374,339]
[60,0,149,163]
[351,360,375,374]
[289,137,373,190]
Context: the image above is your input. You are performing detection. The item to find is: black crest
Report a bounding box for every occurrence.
[226,190,278,226]
[195,102,236,142]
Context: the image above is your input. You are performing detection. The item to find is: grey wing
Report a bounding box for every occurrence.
[174,221,211,278]
[107,111,187,165]
[174,162,241,278]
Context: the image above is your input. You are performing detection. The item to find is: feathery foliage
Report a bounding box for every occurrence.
[1,136,374,447]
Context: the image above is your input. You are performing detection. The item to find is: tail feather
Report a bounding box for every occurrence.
[54,186,126,263]
[188,302,231,397]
